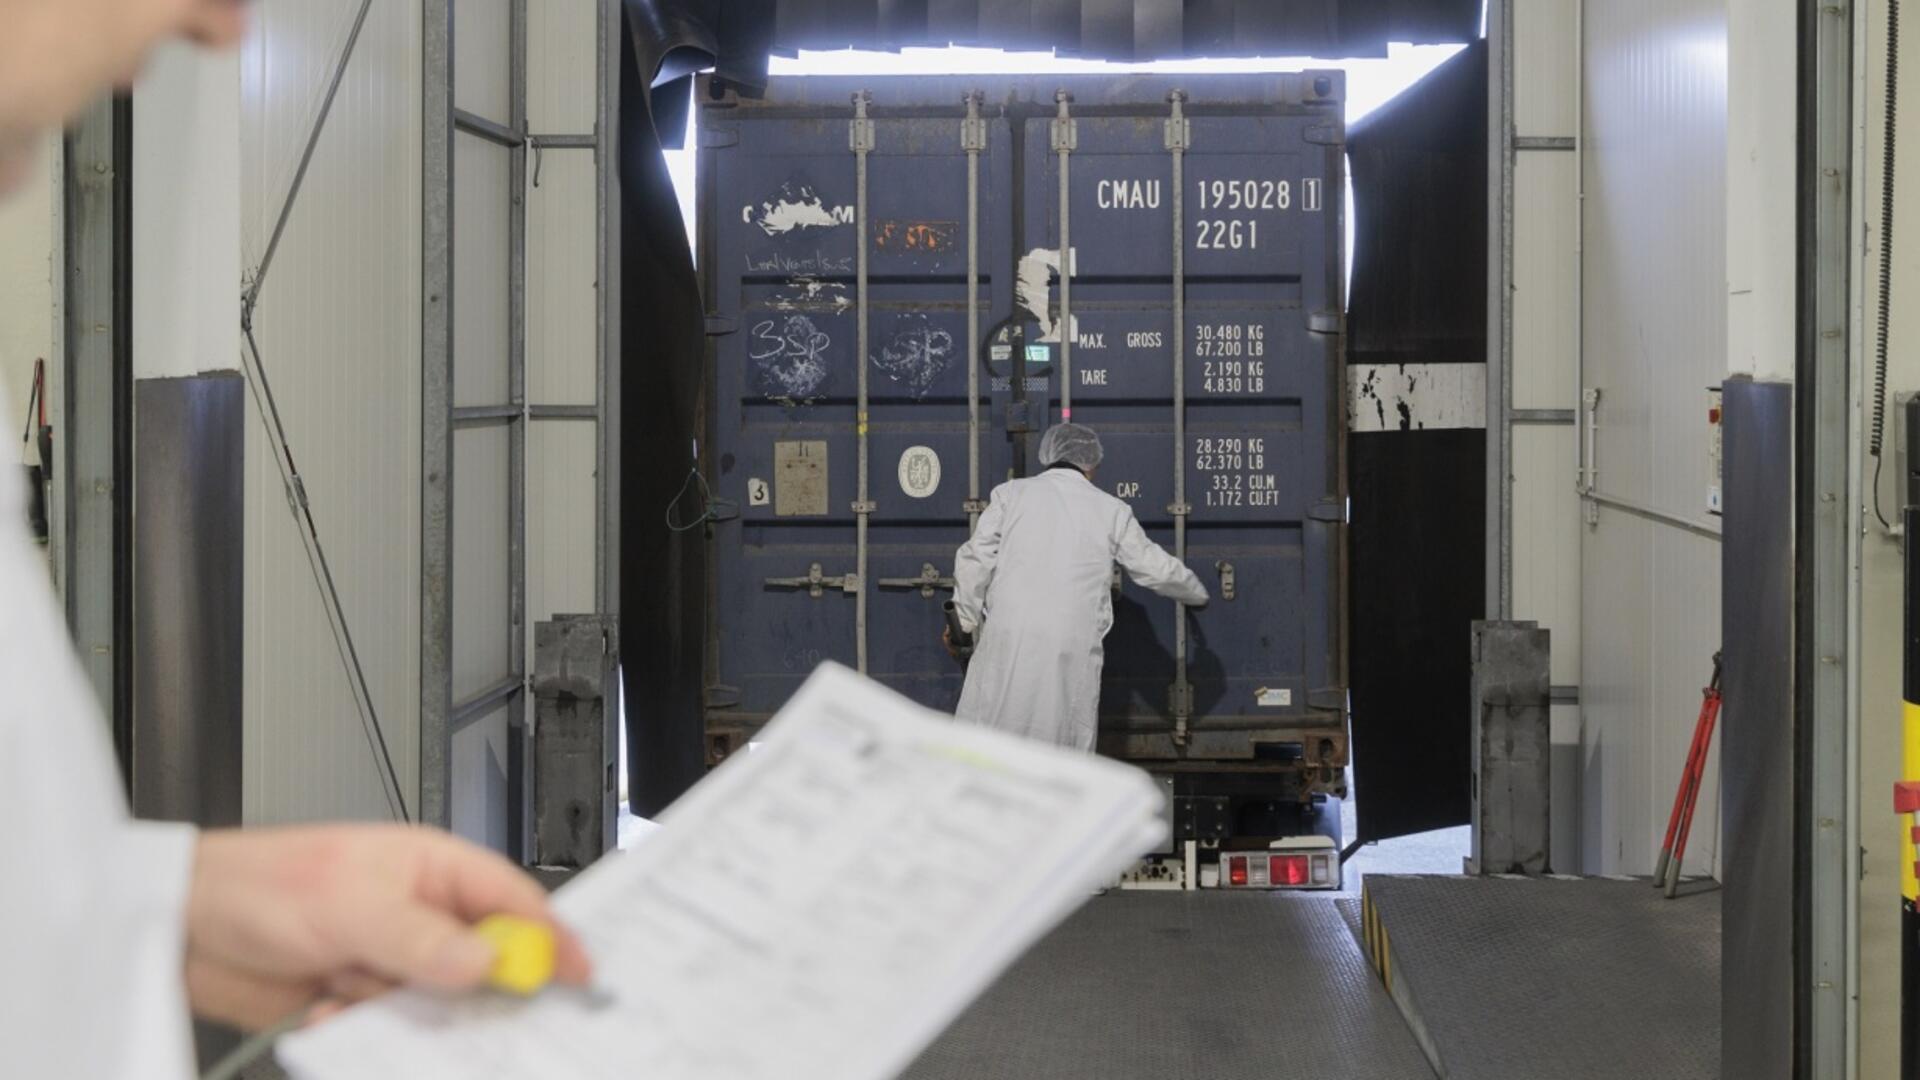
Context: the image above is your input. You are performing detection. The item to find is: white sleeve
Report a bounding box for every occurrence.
[1114,511,1209,606]
[951,486,1010,634]
[0,425,197,1080]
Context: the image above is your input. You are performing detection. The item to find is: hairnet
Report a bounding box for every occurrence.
[1038,423,1104,470]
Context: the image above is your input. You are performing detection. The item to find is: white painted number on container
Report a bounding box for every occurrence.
[1196,180,1291,211]
[898,446,942,499]
[1304,178,1322,212]
[1196,325,1267,393]
[748,478,770,507]
[1196,219,1259,250]
[1195,436,1278,508]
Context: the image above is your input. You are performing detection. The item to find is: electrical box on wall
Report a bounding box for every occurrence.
[1894,391,1920,525]
[1706,386,1723,516]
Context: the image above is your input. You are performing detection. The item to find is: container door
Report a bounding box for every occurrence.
[701,76,1347,780]
[1019,88,1346,764]
[700,90,1014,735]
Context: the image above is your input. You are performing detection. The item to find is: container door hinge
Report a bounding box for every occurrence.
[705,684,742,711]
[1308,311,1344,335]
[1169,681,1195,720]
[1304,123,1345,147]
[705,314,738,336]
[1164,91,1191,150]
[961,105,988,153]
[850,92,875,153]
[1051,91,1078,152]
[1307,499,1346,523]
[698,127,739,149]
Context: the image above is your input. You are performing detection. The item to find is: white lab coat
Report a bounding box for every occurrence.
[0,403,198,1078]
[951,467,1208,750]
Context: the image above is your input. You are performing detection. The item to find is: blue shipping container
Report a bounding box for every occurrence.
[697,73,1347,795]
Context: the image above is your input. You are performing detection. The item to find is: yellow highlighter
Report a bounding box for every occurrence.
[474,914,557,996]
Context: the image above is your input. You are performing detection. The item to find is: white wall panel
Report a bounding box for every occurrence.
[530,0,598,134]
[451,706,511,850]
[529,421,598,625]
[1583,0,1728,525]
[453,425,512,699]
[1726,0,1796,382]
[1513,152,1578,411]
[1577,0,1726,876]
[526,0,605,692]
[240,0,422,824]
[134,46,241,381]
[1516,0,1579,138]
[454,132,512,408]
[454,0,512,123]
[528,151,598,405]
[1578,507,1722,876]
[1513,425,1580,685]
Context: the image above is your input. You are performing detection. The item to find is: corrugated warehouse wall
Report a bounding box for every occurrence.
[239,1,424,823]
[1576,0,1727,878]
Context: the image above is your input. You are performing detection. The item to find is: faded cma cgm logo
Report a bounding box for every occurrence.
[744,175,854,236]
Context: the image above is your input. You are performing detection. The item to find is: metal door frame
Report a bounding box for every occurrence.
[422,0,622,849]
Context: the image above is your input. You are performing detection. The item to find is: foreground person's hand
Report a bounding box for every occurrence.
[184,825,593,1029]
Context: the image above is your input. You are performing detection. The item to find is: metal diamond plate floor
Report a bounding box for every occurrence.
[900,892,1434,1080]
[1362,876,1720,1080]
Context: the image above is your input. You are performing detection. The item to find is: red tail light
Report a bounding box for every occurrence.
[1228,856,1249,886]
[1270,854,1309,886]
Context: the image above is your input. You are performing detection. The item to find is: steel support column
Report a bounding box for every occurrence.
[421,0,455,829]
[1486,0,1514,621]
[63,97,132,776]
[1801,0,1854,1069]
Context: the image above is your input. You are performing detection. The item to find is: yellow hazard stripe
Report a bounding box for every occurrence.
[1905,700,1920,902]
[1360,887,1391,992]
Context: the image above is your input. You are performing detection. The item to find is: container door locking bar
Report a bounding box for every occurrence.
[852,91,876,672]
[963,93,987,532]
[1167,90,1194,750]
[877,564,956,599]
[765,563,860,599]
[1053,90,1076,420]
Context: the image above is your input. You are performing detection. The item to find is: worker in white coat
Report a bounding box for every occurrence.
[0,3,589,1076]
[950,423,1209,750]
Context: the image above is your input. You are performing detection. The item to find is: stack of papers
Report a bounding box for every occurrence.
[279,663,1168,1080]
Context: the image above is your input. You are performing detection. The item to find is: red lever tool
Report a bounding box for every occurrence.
[1656,653,1723,898]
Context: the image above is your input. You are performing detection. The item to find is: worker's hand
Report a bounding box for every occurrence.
[183,825,593,1030]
